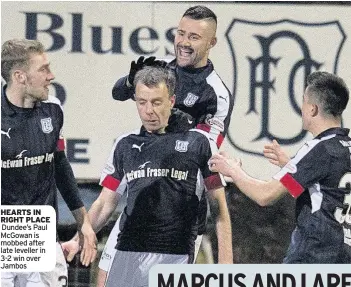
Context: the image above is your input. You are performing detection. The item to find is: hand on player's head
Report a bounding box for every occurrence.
[128,56,168,86]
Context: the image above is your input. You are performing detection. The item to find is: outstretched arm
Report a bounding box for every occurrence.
[209,188,233,263]
[209,152,288,206]
[54,151,97,266]
[263,139,291,168]
[88,187,120,233]
[62,187,119,263]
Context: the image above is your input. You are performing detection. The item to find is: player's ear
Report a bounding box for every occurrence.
[209,37,217,49]
[170,95,175,108]
[13,70,26,84]
[311,104,319,117]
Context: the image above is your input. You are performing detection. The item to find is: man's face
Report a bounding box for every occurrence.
[23,52,55,102]
[135,82,175,133]
[174,16,216,68]
[301,87,314,131]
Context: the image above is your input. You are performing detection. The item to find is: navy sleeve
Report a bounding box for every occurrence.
[273,140,330,198]
[112,75,135,101]
[55,151,84,211]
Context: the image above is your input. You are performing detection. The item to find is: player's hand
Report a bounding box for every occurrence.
[127,56,168,86]
[78,222,98,267]
[263,139,290,167]
[167,108,195,132]
[61,239,80,262]
[209,151,242,178]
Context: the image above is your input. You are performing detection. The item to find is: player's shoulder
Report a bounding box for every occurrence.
[323,133,351,158]
[301,133,339,160]
[114,129,141,148]
[42,95,63,111]
[206,70,232,98]
[188,128,212,142]
[40,96,63,119]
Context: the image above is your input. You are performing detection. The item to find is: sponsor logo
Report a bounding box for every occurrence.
[175,140,189,152]
[183,93,199,107]
[103,162,115,174]
[41,118,53,133]
[15,150,27,159]
[138,161,151,169]
[126,167,189,183]
[132,142,144,152]
[1,152,54,169]
[205,115,225,132]
[1,128,11,139]
[225,19,346,156]
[219,95,228,102]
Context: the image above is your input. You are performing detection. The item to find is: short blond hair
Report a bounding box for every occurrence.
[1,39,45,83]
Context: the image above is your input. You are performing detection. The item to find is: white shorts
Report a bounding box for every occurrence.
[105,250,188,287]
[98,216,120,272]
[1,242,68,287]
[99,217,202,272]
[1,272,45,287]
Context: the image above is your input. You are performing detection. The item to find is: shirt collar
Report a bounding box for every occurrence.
[315,127,349,139]
[1,84,41,116]
[169,59,214,84]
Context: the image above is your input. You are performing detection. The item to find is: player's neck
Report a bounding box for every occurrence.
[5,85,36,109]
[310,118,342,137]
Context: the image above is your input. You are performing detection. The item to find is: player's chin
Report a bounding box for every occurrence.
[41,89,49,100]
[176,56,194,68]
[42,93,49,101]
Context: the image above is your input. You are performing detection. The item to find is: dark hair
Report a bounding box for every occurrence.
[1,39,45,83]
[307,71,349,117]
[134,66,176,97]
[182,5,217,25]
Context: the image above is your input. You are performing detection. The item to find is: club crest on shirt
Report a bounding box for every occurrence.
[41,118,53,134]
[175,140,189,152]
[183,92,199,107]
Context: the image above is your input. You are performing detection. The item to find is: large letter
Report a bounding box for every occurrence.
[71,13,83,52]
[51,82,66,106]
[130,27,159,54]
[165,27,176,56]
[91,26,123,54]
[66,139,89,163]
[23,12,65,51]
[158,274,174,287]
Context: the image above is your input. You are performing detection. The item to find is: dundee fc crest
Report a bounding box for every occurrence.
[41,117,53,133]
[225,19,346,156]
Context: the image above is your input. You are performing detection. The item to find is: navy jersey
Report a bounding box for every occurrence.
[274,128,351,263]
[169,59,234,147]
[1,87,64,208]
[99,127,224,255]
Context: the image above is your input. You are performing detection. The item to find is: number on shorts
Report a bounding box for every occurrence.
[334,172,351,224]
[58,275,68,287]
